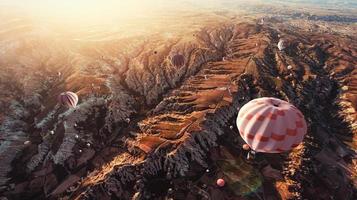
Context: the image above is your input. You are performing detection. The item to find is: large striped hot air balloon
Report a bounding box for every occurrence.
[58,92,78,108]
[237,97,307,153]
[171,54,185,68]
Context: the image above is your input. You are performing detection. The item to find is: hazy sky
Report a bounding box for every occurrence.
[0,0,355,26]
[0,1,171,20]
[0,0,234,26]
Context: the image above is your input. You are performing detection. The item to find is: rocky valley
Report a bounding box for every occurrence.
[0,1,356,199]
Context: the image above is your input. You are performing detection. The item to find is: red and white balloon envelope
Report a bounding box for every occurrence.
[58,91,78,108]
[237,97,307,153]
[216,178,225,187]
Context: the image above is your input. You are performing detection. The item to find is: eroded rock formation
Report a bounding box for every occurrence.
[0,19,356,200]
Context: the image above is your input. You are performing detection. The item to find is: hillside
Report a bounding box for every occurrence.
[0,2,356,200]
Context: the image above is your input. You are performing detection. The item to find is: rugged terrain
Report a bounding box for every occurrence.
[0,2,357,200]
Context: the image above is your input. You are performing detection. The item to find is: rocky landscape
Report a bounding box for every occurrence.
[0,1,356,200]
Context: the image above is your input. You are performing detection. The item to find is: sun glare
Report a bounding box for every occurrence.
[1,0,171,26]
[0,0,220,39]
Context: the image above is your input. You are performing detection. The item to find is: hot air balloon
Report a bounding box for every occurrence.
[216,179,225,187]
[242,144,250,151]
[277,39,286,51]
[171,54,185,68]
[58,92,78,108]
[236,97,307,153]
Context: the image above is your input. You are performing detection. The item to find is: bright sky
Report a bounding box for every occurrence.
[0,0,233,39]
[0,0,172,23]
[1,0,353,27]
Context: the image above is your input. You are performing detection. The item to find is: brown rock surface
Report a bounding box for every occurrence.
[0,4,356,200]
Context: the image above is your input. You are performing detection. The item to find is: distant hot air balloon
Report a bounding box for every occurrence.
[278,39,286,51]
[242,144,250,151]
[237,97,307,153]
[58,92,78,108]
[171,54,185,68]
[216,179,225,187]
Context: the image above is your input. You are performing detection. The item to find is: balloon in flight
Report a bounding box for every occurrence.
[216,179,225,187]
[277,39,286,51]
[171,54,185,68]
[58,92,78,108]
[236,97,307,153]
[242,144,250,151]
